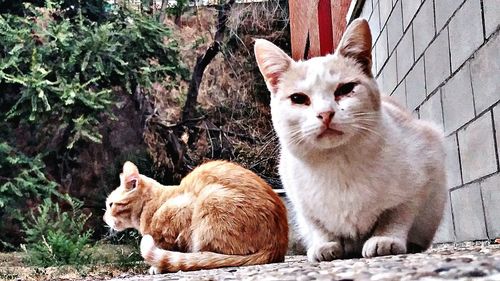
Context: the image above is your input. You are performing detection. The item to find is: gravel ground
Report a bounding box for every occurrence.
[110,242,500,281]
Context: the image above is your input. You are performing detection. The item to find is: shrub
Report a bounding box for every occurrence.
[0,141,58,248]
[0,3,186,151]
[0,1,106,21]
[22,194,93,267]
[0,1,187,245]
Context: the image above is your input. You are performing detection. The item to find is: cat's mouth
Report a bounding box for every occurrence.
[317,127,344,138]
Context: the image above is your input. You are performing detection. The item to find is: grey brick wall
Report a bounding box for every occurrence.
[357,0,500,243]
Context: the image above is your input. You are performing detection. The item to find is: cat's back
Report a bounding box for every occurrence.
[381,95,445,169]
[180,160,277,197]
[381,95,443,145]
[180,160,288,255]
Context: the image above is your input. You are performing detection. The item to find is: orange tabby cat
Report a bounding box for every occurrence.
[103,160,288,273]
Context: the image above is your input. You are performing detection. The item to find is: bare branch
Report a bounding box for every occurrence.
[181,0,236,122]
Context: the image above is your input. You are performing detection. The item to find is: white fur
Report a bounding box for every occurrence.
[141,235,184,275]
[141,235,163,275]
[254,19,446,261]
[279,104,444,237]
[148,266,160,275]
[165,193,193,208]
[140,235,156,258]
[295,56,339,90]
[103,214,116,230]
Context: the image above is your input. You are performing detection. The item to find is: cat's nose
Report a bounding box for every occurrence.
[317,111,335,125]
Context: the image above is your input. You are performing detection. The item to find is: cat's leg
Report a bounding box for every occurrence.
[407,181,447,251]
[362,202,418,258]
[296,212,343,262]
[189,184,269,254]
[149,211,180,250]
[149,202,192,251]
[148,266,160,275]
[140,235,162,275]
[307,239,344,262]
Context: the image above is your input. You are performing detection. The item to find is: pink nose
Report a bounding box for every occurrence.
[317,111,335,125]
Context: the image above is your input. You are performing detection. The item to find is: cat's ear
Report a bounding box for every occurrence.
[254,39,292,94]
[336,18,373,76]
[122,161,139,190]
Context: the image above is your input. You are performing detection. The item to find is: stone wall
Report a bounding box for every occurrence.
[355,0,499,242]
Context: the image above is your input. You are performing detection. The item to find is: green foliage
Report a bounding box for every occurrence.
[0,1,187,246]
[0,142,57,211]
[22,195,93,267]
[0,3,186,150]
[0,0,107,22]
[167,0,189,19]
[0,141,59,247]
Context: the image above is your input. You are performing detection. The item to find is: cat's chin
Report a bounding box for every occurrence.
[310,128,349,149]
[318,128,344,138]
[313,136,349,150]
[286,134,350,153]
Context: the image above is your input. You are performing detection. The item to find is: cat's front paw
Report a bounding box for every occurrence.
[148,266,160,275]
[362,236,406,258]
[307,241,344,262]
[140,235,156,257]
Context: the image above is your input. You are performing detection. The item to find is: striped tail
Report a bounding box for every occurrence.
[140,235,281,273]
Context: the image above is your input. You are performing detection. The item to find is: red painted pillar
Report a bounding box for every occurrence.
[317,0,334,56]
[289,0,352,60]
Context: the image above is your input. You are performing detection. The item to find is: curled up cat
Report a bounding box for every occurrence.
[103,160,288,273]
[254,18,446,261]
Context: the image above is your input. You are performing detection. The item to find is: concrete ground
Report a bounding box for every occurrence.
[111,242,500,281]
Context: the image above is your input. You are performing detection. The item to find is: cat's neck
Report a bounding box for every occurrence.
[145,179,181,205]
[137,176,181,233]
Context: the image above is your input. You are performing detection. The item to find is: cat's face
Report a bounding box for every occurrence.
[255,19,380,151]
[103,162,146,231]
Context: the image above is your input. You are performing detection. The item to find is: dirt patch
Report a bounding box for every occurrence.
[0,244,147,281]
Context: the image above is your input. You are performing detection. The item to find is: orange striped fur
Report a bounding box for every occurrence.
[104,160,288,273]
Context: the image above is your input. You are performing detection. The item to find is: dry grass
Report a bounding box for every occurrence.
[143,1,289,186]
[0,244,147,281]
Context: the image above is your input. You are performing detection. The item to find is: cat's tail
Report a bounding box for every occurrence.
[140,235,282,273]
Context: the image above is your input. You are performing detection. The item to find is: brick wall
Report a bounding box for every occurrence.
[356,0,499,242]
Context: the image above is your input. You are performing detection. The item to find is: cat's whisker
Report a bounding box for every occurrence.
[336,119,377,125]
[103,227,119,240]
[350,124,385,140]
[302,127,320,137]
[287,125,321,146]
[289,131,310,145]
[257,134,280,156]
[289,127,303,140]
[288,135,306,146]
[351,111,379,117]
[352,115,379,120]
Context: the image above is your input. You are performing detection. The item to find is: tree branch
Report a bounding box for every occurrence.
[181,0,236,122]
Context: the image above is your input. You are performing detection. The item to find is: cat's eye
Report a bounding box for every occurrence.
[335,82,358,97]
[289,93,310,105]
[108,202,113,208]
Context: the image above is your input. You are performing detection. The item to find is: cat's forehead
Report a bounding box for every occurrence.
[106,188,121,203]
[284,55,361,92]
[107,183,129,202]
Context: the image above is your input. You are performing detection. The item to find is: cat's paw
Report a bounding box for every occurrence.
[148,266,160,275]
[140,235,156,260]
[362,236,406,258]
[307,241,344,262]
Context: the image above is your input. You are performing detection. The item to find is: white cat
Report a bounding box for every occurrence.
[254,19,446,261]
